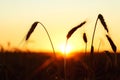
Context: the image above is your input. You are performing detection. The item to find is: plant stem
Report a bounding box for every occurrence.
[64,39,68,80]
[40,22,64,79]
[85,43,87,56]
[39,22,56,60]
[91,17,99,55]
[90,17,99,69]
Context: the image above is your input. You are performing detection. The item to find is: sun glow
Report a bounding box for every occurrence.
[59,43,72,56]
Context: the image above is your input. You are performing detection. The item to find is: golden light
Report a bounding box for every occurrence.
[59,43,72,56]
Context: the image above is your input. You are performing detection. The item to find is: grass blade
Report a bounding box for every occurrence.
[98,14,109,32]
[26,22,39,40]
[67,21,86,39]
[106,35,117,52]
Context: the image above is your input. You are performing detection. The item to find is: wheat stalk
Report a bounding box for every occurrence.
[64,39,68,80]
[91,14,109,60]
[90,14,100,69]
[90,15,98,56]
[64,21,86,80]
[67,21,86,39]
[25,21,56,59]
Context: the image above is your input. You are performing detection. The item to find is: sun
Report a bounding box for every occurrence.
[59,43,72,56]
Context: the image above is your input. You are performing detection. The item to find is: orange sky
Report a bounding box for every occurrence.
[0,0,120,53]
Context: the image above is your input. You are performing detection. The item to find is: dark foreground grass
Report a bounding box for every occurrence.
[0,51,120,80]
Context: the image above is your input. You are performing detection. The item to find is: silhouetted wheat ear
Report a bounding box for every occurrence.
[83,33,87,43]
[67,21,86,39]
[98,14,109,32]
[26,21,39,40]
[106,35,117,52]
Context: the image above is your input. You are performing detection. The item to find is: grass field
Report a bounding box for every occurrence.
[0,51,120,80]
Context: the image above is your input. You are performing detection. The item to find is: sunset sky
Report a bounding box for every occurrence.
[0,0,120,53]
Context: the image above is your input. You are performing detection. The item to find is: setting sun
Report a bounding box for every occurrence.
[59,43,72,56]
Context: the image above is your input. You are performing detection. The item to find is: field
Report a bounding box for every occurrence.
[0,51,120,80]
[0,14,119,80]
